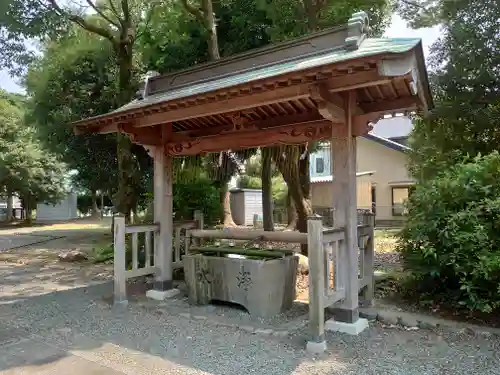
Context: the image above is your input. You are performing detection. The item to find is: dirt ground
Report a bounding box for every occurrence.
[295,228,400,302]
[0,218,114,303]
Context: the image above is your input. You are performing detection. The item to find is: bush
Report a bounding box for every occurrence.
[139,177,221,226]
[173,179,221,226]
[398,152,500,313]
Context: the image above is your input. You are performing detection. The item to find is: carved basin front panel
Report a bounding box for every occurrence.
[183,254,299,318]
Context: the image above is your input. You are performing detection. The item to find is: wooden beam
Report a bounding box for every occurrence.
[360,96,418,114]
[74,122,118,135]
[169,112,323,142]
[166,119,366,156]
[134,84,312,128]
[309,85,345,122]
[323,70,391,93]
[119,124,162,146]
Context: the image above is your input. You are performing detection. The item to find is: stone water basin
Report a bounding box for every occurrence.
[183,249,298,318]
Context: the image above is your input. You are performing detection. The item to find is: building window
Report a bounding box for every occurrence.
[392,186,410,216]
[315,157,324,173]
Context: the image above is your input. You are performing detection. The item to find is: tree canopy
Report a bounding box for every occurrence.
[0,89,68,216]
[408,0,500,180]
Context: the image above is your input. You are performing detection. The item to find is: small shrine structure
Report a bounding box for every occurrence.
[73,11,432,352]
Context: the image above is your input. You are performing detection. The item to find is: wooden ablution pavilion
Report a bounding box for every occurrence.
[73,11,432,352]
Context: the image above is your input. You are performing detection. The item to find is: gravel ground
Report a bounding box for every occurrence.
[1,283,500,375]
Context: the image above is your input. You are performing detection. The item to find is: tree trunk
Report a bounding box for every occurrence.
[272,145,313,255]
[100,191,104,219]
[201,0,237,226]
[261,147,274,231]
[6,193,13,222]
[202,0,220,60]
[286,190,297,229]
[115,43,139,223]
[91,190,99,218]
[24,197,32,225]
[220,183,236,227]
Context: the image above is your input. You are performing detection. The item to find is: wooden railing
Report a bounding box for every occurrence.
[173,211,203,269]
[357,214,375,303]
[307,213,374,345]
[113,211,203,305]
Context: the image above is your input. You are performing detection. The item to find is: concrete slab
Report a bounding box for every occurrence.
[0,338,124,375]
[325,317,369,335]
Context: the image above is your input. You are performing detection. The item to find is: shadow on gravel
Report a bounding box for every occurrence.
[0,283,318,375]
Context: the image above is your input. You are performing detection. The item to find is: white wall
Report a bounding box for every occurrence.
[36,192,78,221]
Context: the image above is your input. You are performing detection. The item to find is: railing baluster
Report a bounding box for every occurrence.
[145,230,152,267]
[323,243,331,294]
[334,239,340,292]
[360,214,375,306]
[358,235,364,281]
[132,232,138,270]
[175,226,181,264]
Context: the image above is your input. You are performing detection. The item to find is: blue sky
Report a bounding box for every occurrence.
[0,14,440,94]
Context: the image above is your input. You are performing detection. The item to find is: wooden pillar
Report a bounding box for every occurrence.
[153,146,174,291]
[306,217,327,353]
[330,90,359,323]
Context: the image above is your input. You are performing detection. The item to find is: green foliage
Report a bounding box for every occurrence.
[407,0,500,181]
[0,90,68,211]
[398,152,500,313]
[26,30,119,193]
[258,0,391,41]
[238,176,262,189]
[174,180,221,226]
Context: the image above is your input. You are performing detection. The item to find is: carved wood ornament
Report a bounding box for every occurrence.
[165,118,371,156]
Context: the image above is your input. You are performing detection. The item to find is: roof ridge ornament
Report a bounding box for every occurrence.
[136,71,160,100]
[344,11,370,51]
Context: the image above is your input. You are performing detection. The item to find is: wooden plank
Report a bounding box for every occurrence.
[307,217,325,343]
[360,214,375,305]
[125,266,158,279]
[145,230,152,267]
[166,120,343,156]
[173,220,198,229]
[134,83,313,128]
[323,243,331,292]
[113,216,127,305]
[132,232,138,270]
[189,229,307,244]
[334,240,342,291]
[323,289,346,307]
[322,229,345,244]
[190,246,294,256]
[125,224,159,234]
[169,112,323,143]
[360,96,417,115]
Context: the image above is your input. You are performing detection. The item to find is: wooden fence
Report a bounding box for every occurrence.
[307,213,374,344]
[113,211,203,304]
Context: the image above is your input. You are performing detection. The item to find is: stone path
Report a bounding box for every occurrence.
[1,221,500,374]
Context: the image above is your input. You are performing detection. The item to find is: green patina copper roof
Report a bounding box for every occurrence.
[115,37,422,114]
